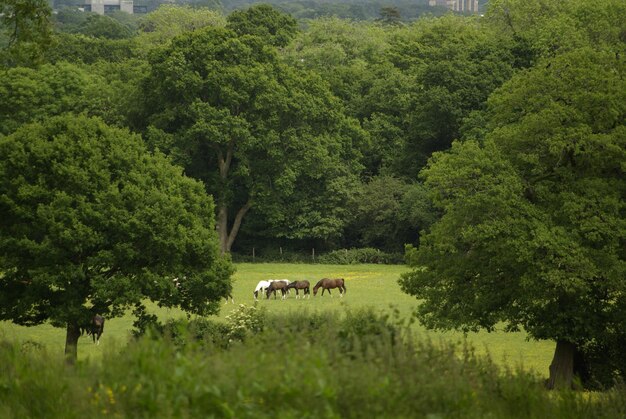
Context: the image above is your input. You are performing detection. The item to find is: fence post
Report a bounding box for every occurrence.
[312,248,315,262]
[252,247,255,263]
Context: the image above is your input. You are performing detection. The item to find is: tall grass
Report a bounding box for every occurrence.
[1,308,625,418]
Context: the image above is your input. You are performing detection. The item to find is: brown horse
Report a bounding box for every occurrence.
[286,280,311,299]
[86,315,105,345]
[266,281,289,300]
[313,278,346,297]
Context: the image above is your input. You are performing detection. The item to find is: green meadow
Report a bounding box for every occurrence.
[0,263,555,376]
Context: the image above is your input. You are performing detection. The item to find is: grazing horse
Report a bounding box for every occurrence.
[286,280,311,299]
[266,281,289,300]
[254,280,272,300]
[88,315,105,345]
[313,278,346,297]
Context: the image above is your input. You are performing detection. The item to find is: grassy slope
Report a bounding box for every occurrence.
[0,263,555,375]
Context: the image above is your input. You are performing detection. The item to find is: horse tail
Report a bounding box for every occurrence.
[341,278,346,294]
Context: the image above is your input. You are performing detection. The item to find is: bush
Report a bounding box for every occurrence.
[317,248,404,264]
[160,318,230,349]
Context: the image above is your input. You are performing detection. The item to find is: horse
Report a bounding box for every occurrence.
[269,279,291,296]
[254,280,272,300]
[313,278,346,297]
[87,315,105,345]
[286,280,311,299]
[266,280,289,300]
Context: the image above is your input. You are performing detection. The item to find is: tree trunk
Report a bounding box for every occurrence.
[217,204,229,255]
[216,201,252,254]
[226,202,251,252]
[64,322,81,365]
[547,340,576,389]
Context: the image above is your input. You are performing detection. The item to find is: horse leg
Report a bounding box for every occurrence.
[329,289,333,298]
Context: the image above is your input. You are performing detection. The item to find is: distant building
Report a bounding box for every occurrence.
[83,0,134,14]
[429,0,479,14]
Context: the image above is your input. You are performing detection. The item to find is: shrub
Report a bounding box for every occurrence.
[317,248,404,264]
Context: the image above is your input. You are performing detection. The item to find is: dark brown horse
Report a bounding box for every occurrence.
[286,280,311,299]
[266,280,289,300]
[313,278,346,297]
[87,315,105,345]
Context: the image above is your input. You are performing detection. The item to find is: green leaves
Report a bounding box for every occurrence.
[401,45,626,357]
[0,115,233,330]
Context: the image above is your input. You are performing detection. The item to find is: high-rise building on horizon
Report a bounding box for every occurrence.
[429,0,479,14]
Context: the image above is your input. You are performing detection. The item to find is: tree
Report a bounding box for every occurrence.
[135,5,225,52]
[73,14,135,40]
[384,15,516,178]
[140,26,364,253]
[0,61,130,135]
[399,49,626,389]
[485,0,626,66]
[378,6,402,26]
[349,176,436,251]
[0,0,53,66]
[226,4,297,48]
[0,115,233,363]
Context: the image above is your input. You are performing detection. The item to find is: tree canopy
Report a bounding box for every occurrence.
[140,25,364,253]
[400,48,626,389]
[0,115,233,361]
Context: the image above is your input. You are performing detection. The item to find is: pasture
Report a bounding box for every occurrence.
[0,263,554,376]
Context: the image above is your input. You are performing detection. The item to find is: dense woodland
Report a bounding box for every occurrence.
[1,0,625,392]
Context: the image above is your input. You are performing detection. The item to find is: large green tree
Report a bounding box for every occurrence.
[0,115,233,362]
[141,26,364,253]
[400,49,626,389]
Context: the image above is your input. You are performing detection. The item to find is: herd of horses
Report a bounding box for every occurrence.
[85,278,346,345]
[253,278,346,300]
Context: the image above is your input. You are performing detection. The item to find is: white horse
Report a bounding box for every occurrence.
[254,280,272,300]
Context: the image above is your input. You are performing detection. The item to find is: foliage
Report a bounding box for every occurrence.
[141,25,364,252]
[135,5,225,52]
[45,32,137,63]
[400,48,626,388]
[348,176,437,250]
[72,14,136,39]
[486,0,626,65]
[383,15,516,178]
[223,303,266,342]
[0,61,136,135]
[0,115,234,360]
[0,0,53,66]
[226,4,297,47]
[148,317,231,349]
[317,248,404,265]
[2,311,626,417]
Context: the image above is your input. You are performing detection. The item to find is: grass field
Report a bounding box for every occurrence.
[0,263,555,376]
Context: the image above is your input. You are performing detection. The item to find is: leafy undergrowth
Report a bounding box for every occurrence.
[1,307,624,418]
